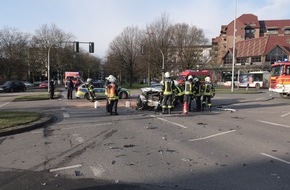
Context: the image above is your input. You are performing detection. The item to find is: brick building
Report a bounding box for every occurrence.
[211,14,290,73]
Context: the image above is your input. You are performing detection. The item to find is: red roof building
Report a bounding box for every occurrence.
[212,14,290,71]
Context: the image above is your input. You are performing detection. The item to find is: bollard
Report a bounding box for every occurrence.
[125,101,131,108]
[183,102,188,114]
[94,101,99,109]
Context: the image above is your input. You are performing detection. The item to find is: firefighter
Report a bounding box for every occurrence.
[202,76,215,111]
[105,75,114,112]
[161,72,176,114]
[86,78,96,101]
[173,80,184,107]
[49,79,55,99]
[193,77,203,111]
[106,75,120,115]
[183,75,194,112]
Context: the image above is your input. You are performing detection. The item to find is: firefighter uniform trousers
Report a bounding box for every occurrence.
[202,83,214,111]
[183,80,193,112]
[162,79,174,114]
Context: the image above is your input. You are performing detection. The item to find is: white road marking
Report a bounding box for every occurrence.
[255,97,266,100]
[0,102,11,108]
[63,112,70,118]
[260,153,290,165]
[257,120,290,128]
[189,130,236,142]
[281,112,290,118]
[49,164,83,172]
[90,165,105,177]
[150,115,187,129]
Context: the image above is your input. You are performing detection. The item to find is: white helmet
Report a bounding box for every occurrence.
[87,78,92,83]
[164,72,170,78]
[205,76,211,82]
[174,80,178,86]
[188,75,193,80]
[106,75,114,80]
[193,77,199,82]
[108,76,116,83]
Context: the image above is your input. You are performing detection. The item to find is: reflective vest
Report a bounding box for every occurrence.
[184,81,193,95]
[87,83,94,93]
[163,79,173,95]
[175,85,184,96]
[203,83,214,96]
[107,83,118,100]
[194,82,202,96]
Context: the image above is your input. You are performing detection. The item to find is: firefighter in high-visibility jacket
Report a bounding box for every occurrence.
[106,76,120,115]
[202,76,215,111]
[193,77,203,111]
[86,78,96,101]
[173,80,184,107]
[161,72,176,114]
[183,75,194,112]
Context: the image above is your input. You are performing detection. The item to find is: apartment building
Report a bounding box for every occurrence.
[211,14,290,71]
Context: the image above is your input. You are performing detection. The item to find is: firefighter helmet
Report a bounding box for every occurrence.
[193,77,199,82]
[87,78,92,83]
[205,76,211,82]
[165,72,170,78]
[188,75,193,80]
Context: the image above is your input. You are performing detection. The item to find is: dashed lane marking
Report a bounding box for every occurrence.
[0,102,11,108]
[189,130,236,142]
[150,115,187,129]
[281,112,290,118]
[257,120,290,128]
[49,164,83,172]
[261,153,290,165]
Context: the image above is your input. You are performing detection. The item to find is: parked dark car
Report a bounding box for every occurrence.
[0,81,26,92]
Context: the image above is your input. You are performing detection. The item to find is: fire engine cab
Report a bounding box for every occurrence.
[269,61,290,99]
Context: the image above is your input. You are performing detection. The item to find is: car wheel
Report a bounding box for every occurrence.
[119,92,128,99]
[280,93,290,99]
[255,83,260,89]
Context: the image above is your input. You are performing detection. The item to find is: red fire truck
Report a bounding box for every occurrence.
[269,61,290,98]
[176,70,211,84]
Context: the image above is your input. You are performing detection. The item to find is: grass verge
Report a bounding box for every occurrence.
[13,93,56,101]
[0,111,41,129]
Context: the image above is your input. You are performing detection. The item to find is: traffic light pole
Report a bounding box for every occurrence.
[47,41,94,93]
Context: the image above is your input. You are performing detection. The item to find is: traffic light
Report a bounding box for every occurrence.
[74,41,79,52]
[89,42,94,53]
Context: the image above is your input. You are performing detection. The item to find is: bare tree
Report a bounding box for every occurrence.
[171,23,209,71]
[107,26,142,87]
[31,24,74,82]
[0,27,30,81]
[145,12,174,81]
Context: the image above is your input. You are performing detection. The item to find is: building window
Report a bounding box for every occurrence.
[251,56,261,63]
[223,52,232,65]
[266,28,278,34]
[284,29,290,35]
[266,47,288,64]
[236,57,247,64]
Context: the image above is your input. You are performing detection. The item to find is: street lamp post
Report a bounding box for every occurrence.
[47,44,54,93]
[158,48,165,81]
[231,0,237,92]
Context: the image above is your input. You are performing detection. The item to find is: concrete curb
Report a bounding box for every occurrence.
[0,114,53,137]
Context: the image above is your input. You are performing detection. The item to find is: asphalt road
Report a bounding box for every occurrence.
[0,89,289,190]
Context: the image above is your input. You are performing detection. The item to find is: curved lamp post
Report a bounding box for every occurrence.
[158,48,165,81]
[47,43,55,93]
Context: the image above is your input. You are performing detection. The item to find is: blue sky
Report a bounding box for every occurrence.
[1,0,290,58]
